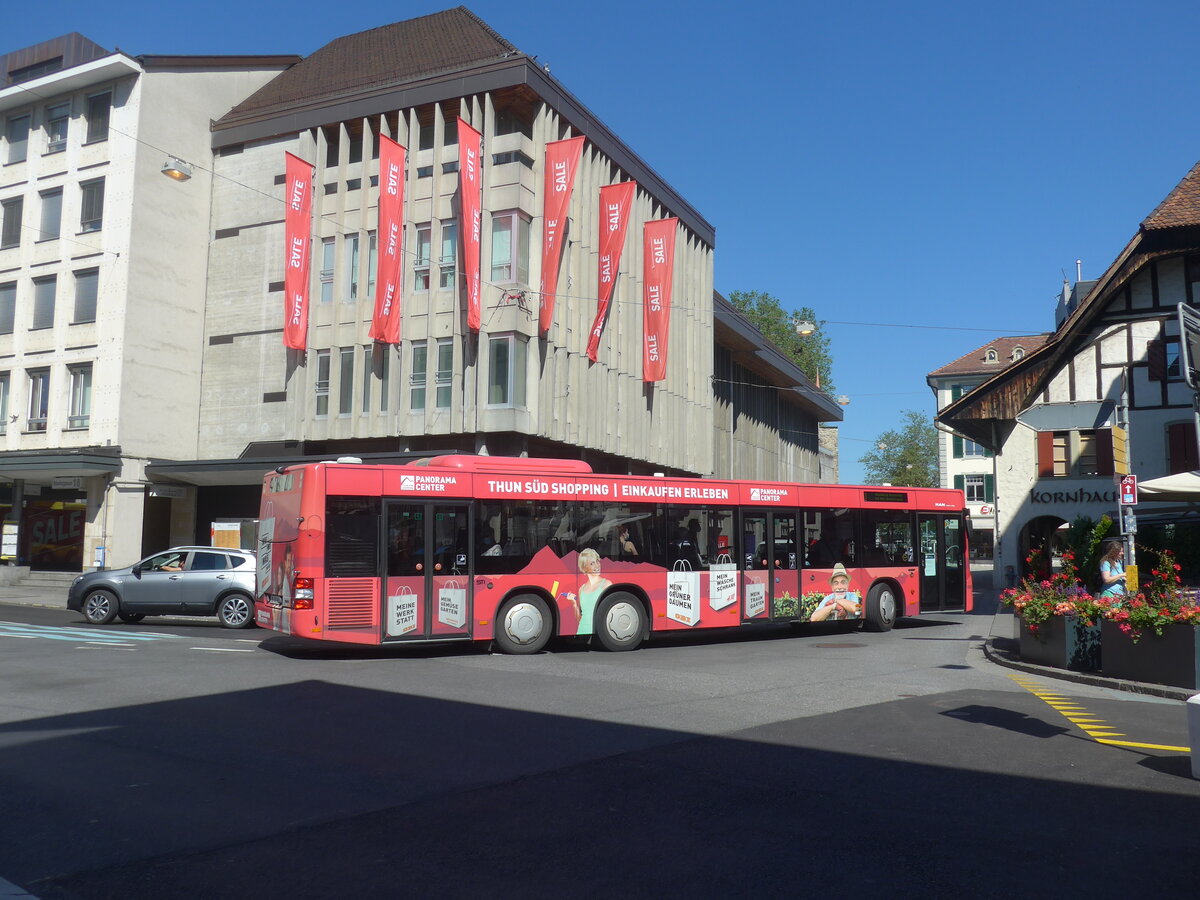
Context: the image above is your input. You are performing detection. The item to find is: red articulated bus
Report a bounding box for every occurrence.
[255,455,971,654]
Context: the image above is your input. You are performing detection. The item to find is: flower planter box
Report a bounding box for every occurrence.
[1018,616,1101,672]
[1100,621,1200,689]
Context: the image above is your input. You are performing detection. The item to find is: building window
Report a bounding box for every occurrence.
[1166,340,1182,380]
[314,349,330,417]
[73,268,98,323]
[984,348,998,363]
[1036,428,1114,478]
[439,220,457,289]
[490,211,530,284]
[380,344,391,413]
[32,276,56,329]
[45,103,69,153]
[494,106,532,139]
[0,282,14,334]
[1012,347,1025,361]
[0,373,8,435]
[85,92,110,143]
[6,115,30,164]
[319,238,335,303]
[339,347,354,415]
[487,333,527,407]
[68,363,91,428]
[414,225,431,291]
[27,368,49,432]
[361,345,372,414]
[343,234,359,302]
[964,475,985,503]
[1,196,22,249]
[410,340,427,410]
[39,188,62,240]
[80,178,104,232]
[367,230,377,300]
[435,338,453,409]
[963,439,986,458]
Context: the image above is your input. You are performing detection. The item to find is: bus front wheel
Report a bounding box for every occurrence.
[594,592,646,652]
[495,594,553,654]
[864,583,897,632]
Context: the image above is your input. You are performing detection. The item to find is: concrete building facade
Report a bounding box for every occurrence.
[0,34,296,569]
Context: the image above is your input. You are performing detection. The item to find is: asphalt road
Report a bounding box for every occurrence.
[1,600,1198,899]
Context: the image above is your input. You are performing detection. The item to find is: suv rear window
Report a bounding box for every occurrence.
[191,552,229,571]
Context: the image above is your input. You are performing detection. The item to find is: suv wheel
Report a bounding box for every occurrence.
[83,590,120,625]
[216,592,255,629]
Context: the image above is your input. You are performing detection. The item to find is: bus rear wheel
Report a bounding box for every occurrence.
[864,583,897,632]
[495,594,552,654]
[594,592,646,652]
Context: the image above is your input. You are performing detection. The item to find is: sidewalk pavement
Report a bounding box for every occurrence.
[0,579,71,610]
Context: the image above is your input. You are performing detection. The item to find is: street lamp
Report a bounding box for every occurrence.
[161,157,193,181]
[793,317,816,336]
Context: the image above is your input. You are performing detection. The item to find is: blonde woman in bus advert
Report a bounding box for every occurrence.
[810,563,862,622]
[574,548,612,635]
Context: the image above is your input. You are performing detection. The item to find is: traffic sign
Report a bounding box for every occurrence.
[1120,474,1138,506]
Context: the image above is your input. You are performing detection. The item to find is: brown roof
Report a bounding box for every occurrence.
[927,334,1051,380]
[1142,160,1200,230]
[221,7,516,123]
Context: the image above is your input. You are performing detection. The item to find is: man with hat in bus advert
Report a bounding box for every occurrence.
[809,563,862,622]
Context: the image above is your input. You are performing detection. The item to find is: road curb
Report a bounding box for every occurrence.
[982,638,1196,702]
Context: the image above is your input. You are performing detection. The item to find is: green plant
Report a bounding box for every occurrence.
[1000,549,1097,636]
[1098,546,1200,641]
[1061,515,1114,593]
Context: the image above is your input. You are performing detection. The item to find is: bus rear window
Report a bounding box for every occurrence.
[326,497,380,576]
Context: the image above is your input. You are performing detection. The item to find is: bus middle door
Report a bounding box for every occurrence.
[383,502,473,641]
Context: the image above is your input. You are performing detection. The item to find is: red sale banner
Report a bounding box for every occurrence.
[539,136,585,334]
[458,118,482,332]
[369,135,406,344]
[642,218,677,382]
[587,181,636,362]
[283,152,314,350]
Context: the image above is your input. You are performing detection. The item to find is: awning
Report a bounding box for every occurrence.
[1016,400,1116,432]
[1138,470,1200,502]
[0,449,123,482]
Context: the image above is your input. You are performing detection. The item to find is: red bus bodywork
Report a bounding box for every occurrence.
[255,456,971,651]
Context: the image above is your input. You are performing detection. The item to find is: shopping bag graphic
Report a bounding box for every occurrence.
[709,553,738,611]
[745,579,767,618]
[387,586,418,636]
[667,560,701,627]
[438,578,467,628]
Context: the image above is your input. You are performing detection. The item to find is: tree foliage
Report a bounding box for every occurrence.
[857,410,939,487]
[727,290,834,390]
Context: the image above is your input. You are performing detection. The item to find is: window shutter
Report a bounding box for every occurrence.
[1095,428,1114,477]
[984,475,995,502]
[953,474,965,494]
[952,435,963,458]
[1037,431,1055,477]
[1169,423,1198,474]
[1148,339,1166,381]
[951,385,963,401]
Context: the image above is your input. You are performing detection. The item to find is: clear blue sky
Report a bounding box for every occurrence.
[11,1,1200,482]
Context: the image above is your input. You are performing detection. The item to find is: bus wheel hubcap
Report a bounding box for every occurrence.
[605,602,638,642]
[505,602,545,644]
[880,591,895,621]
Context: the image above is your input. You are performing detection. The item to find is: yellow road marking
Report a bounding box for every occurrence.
[1096,738,1193,752]
[1006,673,1190,754]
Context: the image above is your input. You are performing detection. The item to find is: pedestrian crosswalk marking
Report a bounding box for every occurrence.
[0,621,182,644]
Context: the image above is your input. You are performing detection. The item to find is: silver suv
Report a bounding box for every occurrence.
[67,546,257,629]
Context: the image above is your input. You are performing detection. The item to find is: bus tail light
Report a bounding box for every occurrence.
[292,575,314,610]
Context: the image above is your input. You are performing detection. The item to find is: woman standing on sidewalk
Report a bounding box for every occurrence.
[1099,541,1126,601]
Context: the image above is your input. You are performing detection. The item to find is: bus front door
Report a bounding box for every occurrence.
[383,501,472,641]
[917,514,966,612]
